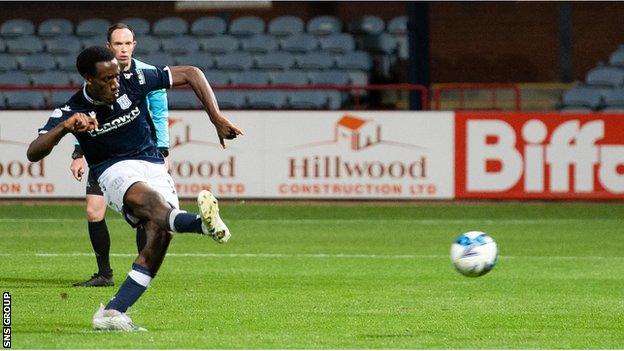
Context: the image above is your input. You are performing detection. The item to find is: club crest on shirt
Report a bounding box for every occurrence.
[117,94,132,110]
[123,72,133,79]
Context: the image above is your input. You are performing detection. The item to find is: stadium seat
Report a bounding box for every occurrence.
[0,54,19,72]
[309,70,349,85]
[346,70,369,86]
[0,70,31,85]
[609,48,624,67]
[335,51,372,71]
[140,52,174,67]
[360,33,398,54]
[38,18,73,37]
[133,35,161,55]
[1,19,35,37]
[388,16,407,35]
[268,16,304,37]
[349,15,385,35]
[0,92,5,108]
[561,86,604,109]
[81,36,107,49]
[214,52,253,71]
[240,34,278,53]
[118,17,151,35]
[68,72,83,86]
[199,35,239,54]
[229,16,265,37]
[49,90,75,107]
[270,70,309,85]
[4,90,46,109]
[191,17,227,36]
[559,106,593,113]
[296,52,335,70]
[203,70,231,86]
[280,33,318,53]
[55,54,76,72]
[175,52,215,71]
[255,52,295,70]
[0,39,5,52]
[6,36,44,54]
[307,16,342,36]
[601,106,624,113]
[152,17,188,37]
[585,65,624,87]
[45,36,82,55]
[288,90,328,109]
[231,70,270,86]
[76,19,111,37]
[603,88,624,106]
[31,71,72,86]
[215,90,246,109]
[247,90,287,109]
[161,36,200,54]
[18,53,57,72]
[167,89,202,109]
[319,33,355,54]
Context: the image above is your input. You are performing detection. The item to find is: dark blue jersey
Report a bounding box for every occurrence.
[38,65,172,179]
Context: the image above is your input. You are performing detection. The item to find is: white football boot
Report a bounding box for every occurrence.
[92,304,146,332]
[197,190,231,243]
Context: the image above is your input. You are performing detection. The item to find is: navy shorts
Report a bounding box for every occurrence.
[85,170,104,196]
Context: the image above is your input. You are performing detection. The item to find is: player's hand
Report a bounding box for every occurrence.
[213,114,243,148]
[70,158,86,181]
[63,113,98,133]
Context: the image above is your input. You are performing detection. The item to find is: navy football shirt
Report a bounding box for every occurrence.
[38,65,172,179]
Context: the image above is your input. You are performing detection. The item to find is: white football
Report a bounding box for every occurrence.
[450,231,498,277]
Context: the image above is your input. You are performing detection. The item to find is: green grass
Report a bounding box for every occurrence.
[1,202,624,349]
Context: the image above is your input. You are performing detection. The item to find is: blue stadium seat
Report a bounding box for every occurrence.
[309,70,349,85]
[133,35,161,55]
[76,19,111,37]
[167,90,202,109]
[49,90,75,107]
[319,33,355,54]
[609,47,624,67]
[602,106,624,113]
[360,33,398,54]
[229,16,265,37]
[18,53,57,72]
[240,34,277,53]
[215,90,246,109]
[1,19,35,38]
[231,70,270,86]
[561,86,604,109]
[68,72,83,86]
[268,16,304,37]
[0,71,31,85]
[280,33,318,53]
[191,17,226,36]
[247,91,287,109]
[0,54,19,72]
[175,52,215,71]
[140,52,174,67]
[603,88,624,107]
[387,16,407,35]
[349,16,385,35]
[152,17,188,37]
[335,51,372,71]
[45,36,82,55]
[559,106,593,113]
[255,52,295,70]
[585,65,624,87]
[307,16,342,36]
[297,52,335,70]
[270,70,309,85]
[288,90,328,109]
[161,36,200,54]
[203,70,231,86]
[81,36,106,49]
[4,91,46,109]
[346,70,369,86]
[0,39,5,52]
[199,35,239,54]
[55,54,76,72]
[6,36,44,54]
[31,71,72,86]
[38,18,73,37]
[214,52,253,71]
[118,18,151,35]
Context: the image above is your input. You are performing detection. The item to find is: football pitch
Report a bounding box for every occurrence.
[1,201,623,349]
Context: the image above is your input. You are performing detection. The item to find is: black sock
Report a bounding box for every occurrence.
[88,219,112,277]
[136,225,147,254]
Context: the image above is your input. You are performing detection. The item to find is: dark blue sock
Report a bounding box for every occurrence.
[105,263,153,313]
[169,210,203,234]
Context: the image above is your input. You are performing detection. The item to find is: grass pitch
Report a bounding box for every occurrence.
[1,201,623,349]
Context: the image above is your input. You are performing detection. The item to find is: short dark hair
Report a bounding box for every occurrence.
[76,46,115,78]
[107,23,135,43]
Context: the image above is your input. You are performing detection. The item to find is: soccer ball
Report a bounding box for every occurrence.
[450,231,498,277]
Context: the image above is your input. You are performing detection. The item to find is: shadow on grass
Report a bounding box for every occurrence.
[0,276,83,287]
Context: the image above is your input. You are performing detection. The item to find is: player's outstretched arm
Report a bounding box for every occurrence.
[27,113,98,162]
[168,66,243,148]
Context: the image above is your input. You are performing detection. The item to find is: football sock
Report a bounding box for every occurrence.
[88,219,112,277]
[136,225,147,253]
[105,263,152,313]
[166,208,203,234]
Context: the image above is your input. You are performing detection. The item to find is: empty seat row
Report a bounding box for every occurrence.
[560,85,624,110]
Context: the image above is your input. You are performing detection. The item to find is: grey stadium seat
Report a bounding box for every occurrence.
[601,106,624,113]
[167,90,202,109]
[38,18,73,37]
[49,90,75,107]
[270,70,309,85]
[0,54,19,72]
[231,70,270,86]
[203,70,231,86]
[319,33,355,54]
[199,35,239,54]
[288,90,328,109]
[215,90,246,109]
[609,48,624,67]
[255,52,295,70]
[81,36,107,49]
[307,15,342,36]
[191,17,226,36]
[559,106,593,113]
[1,19,35,37]
[247,91,287,109]
[6,36,44,54]
[360,33,398,54]
[240,34,277,53]
[309,70,349,85]
[0,71,31,85]
[4,91,46,109]
[603,88,624,106]
[45,36,82,55]
[561,86,604,109]
[214,52,253,71]
[55,54,77,72]
[18,53,57,72]
[76,19,111,37]
[336,51,372,71]
[387,16,407,35]
[229,16,265,37]
[31,71,72,86]
[280,33,318,53]
[152,17,188,37]
[118,18,151,35]
[268,16,304,37]
[133,35,161,55]
[585,65,624,87]
[140,52,174,67]
[175,52,215,71]
[349,15,385,35]
[0,38,5,52]
[68,72,83,86]
[161,36,200,54]
[297,52,335,70]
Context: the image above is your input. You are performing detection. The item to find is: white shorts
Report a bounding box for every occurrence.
[98,160,179,215]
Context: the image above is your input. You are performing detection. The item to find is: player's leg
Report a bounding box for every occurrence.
[136,225,147,253]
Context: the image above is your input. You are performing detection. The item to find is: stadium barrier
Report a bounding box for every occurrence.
[1,110,623,200]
